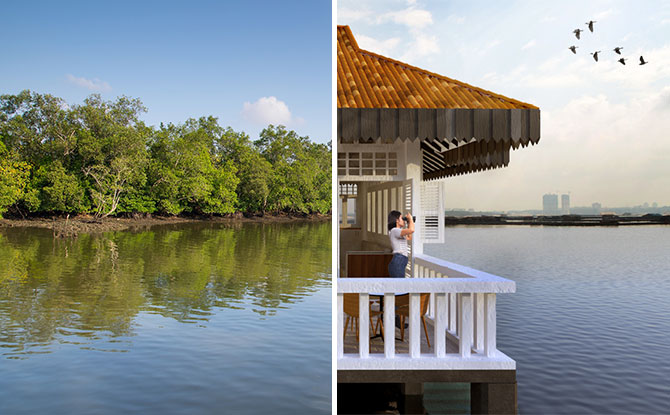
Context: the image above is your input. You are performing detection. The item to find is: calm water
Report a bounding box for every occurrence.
[426,226,670,414]
[0,222,331,415]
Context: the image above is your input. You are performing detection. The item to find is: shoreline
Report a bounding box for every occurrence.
[445,214,670,227]
[0,213,331,235]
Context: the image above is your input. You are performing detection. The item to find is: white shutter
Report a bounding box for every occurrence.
[404,180,413,278]
[420,181,444,244]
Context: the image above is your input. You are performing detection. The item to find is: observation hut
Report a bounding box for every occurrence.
[336,25,540,414]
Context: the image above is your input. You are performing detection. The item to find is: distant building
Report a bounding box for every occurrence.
[561,194,570,214]
[592,202,602,213]
[543,193,559,215]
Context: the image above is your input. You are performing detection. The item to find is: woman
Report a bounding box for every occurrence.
[387,210,414,278]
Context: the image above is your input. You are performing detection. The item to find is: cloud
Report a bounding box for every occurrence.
[378,7,433,28]
[447,15,466,24]
[574,44,670,88]
[594,9,616,20]
[657,88,670,111]
[401,33,440,62]
[345,4,437,63]
[443,88,670,210]
[473,39,501,57]
[66,74,111,91]
[518,55,588,88]
[537,90,670,202]
[356,34,401,55]
[339,2,441,63]
[241,96,294,126]
[339,7,373,22]
[595,45,670,87]
[485,44,670,91]
[521,40,537,50]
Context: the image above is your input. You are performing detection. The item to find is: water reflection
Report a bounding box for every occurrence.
[0,222,331,358]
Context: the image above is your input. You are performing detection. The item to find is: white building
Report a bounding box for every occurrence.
[561,194,570,214]
[337,25,541,414]
[543,193,558,215]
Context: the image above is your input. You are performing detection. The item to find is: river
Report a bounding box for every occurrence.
[425,225,670,414]
[0,222,331,415]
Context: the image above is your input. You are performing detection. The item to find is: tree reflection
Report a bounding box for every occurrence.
[0,222,331,356]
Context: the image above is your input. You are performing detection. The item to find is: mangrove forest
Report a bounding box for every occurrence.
[0,90,331,218]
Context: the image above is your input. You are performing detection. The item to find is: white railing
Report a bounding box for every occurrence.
[337,253,516,370]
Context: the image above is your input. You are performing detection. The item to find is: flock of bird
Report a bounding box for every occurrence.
[569,20,648,66]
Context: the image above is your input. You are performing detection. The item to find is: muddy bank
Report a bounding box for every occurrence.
[0,213,330,235]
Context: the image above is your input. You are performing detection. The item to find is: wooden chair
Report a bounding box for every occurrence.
[343,293,384,342]
[346,252,393,278]
[395,293,431,348]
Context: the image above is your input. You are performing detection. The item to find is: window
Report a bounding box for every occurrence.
[338,152,397,177]
[338,183,358,227]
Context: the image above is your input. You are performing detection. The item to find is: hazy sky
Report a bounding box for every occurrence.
[1,1,332,143]
[339,0,670,210]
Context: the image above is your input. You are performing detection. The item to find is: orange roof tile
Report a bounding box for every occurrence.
[337,25,538,110]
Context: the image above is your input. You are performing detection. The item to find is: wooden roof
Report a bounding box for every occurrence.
[337,25,537,110]
[337,25,541,180]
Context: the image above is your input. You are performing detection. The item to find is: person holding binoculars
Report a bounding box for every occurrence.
[387,210,415,278]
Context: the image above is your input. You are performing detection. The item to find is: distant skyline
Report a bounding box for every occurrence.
[1,1,332,143]
[338,0,670,210]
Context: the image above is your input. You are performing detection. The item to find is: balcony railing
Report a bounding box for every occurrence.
[337,253,516,370]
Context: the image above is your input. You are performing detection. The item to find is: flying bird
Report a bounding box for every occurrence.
[586,20,596,32]
[591,51,602,62]
[573,28,583,39]
[639,56,648,65]
[613,47,623,55]
[569,45,578,54]
[618,58,627,65]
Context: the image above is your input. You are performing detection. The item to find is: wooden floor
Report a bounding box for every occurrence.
[342,315,460,355]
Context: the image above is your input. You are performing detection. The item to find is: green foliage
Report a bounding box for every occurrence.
[117,187,156,214]
[0,91,330,217]
[256,125,332,214]
[217,128,271,212]
[308,141,332,214]
[31,161,88,213]
[200,159,239,214]
[77,95,150,218]
[148,120,239,215]
[0,145,31,217]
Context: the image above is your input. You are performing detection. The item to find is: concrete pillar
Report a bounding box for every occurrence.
[401,383,424,415]
[405,140,423,256]
[471,382,517,415]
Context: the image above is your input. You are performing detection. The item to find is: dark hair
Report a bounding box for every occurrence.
[388,210,402,231]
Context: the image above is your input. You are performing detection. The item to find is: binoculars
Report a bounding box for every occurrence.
[402,216,417,223]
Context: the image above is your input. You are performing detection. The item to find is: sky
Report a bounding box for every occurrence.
[1,1,332,143]
[338,0,670,210]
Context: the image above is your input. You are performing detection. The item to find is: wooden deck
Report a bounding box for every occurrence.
[337,267,519,413]
[341,317,517,415]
